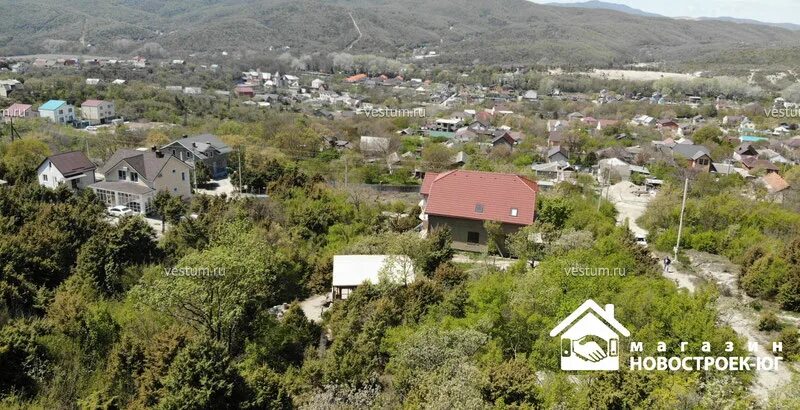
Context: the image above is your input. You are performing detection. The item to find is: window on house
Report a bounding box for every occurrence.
[118,170,126,180]
[181,172,186,181]
[42,174,48,181]
[510,208,518,217]
[467,231,480,244]
[474,203,484,213]
[697,158,709,166]
[130,172,139,182]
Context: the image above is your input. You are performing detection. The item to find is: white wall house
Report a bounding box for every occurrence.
[38,100,75,124]
[332,255,415,300]
[37,151,97,191]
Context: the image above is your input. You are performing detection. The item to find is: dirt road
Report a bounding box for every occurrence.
[605,181,796,401]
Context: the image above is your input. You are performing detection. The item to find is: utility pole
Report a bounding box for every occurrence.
[237,148,243,194]
[7,116,21,142]
[344,156,349,188]
[597,168,609,212]
[674,177,689,259]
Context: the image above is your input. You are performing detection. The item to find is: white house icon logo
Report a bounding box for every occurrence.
[549,299,630,371]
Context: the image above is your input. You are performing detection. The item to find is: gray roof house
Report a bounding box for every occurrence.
[663,143,715,172]
[162,134,232,179]
[547,146,569,163]
[37,151,96,191]
[90,148,193,214]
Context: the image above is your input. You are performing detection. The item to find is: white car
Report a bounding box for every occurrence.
[108,205,135,217]
[635,236,648,247]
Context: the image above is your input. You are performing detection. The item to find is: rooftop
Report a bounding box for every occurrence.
[39,100,67,111]
[421,170,538,225]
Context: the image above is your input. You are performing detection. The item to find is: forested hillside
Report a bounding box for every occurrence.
[2,0,800,67]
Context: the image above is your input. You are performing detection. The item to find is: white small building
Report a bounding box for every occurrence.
[332,255,415,300]
[311,78,325,89]
[37,151,96,191]
[0,79,22,98]
[38,100,75,124]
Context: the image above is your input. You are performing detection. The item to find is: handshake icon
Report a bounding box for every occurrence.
[562,335,618,362]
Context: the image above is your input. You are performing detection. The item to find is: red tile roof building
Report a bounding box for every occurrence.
[420,170,539,252]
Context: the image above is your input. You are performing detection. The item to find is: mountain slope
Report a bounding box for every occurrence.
[546,1,661,18]
[2,0,800,68]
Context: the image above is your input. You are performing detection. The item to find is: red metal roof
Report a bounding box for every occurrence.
[421,170,538,225]
[3,103,32,116]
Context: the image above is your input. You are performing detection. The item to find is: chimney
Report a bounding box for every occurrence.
[155,150,164,158]
[605,304,614,317]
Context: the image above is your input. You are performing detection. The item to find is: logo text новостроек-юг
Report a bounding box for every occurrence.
[550,299,783,372]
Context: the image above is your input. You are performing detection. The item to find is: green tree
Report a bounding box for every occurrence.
[194,161,211,187]
[159,338,242,409]
[152,191,187,234]
[484,220,507,257]
[692,125,723,145]
[1,139,50,183]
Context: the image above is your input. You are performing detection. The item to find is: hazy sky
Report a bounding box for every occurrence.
[535,0,800,24]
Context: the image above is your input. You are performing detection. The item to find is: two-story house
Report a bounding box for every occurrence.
[81,99,116,125]
[90,148,193,214]
[38,100,75,124]
[420,170,539,253]
[36,151,96,191]
[161,134,232,179]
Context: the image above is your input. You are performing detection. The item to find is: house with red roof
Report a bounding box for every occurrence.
[2,103,36,122]
[420,170,538,253]
[345,73,368,83]
[235,85,255,98]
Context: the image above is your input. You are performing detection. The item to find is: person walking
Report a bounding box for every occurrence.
[663,256,671,273]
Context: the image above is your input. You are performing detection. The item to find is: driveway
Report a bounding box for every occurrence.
[197,177,236,196]
[299,294,328,323]
[603,181,652,237]
[106,215,169,239]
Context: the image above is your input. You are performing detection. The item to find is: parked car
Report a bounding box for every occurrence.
[635,235,648,247]
[107,205,134,217]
